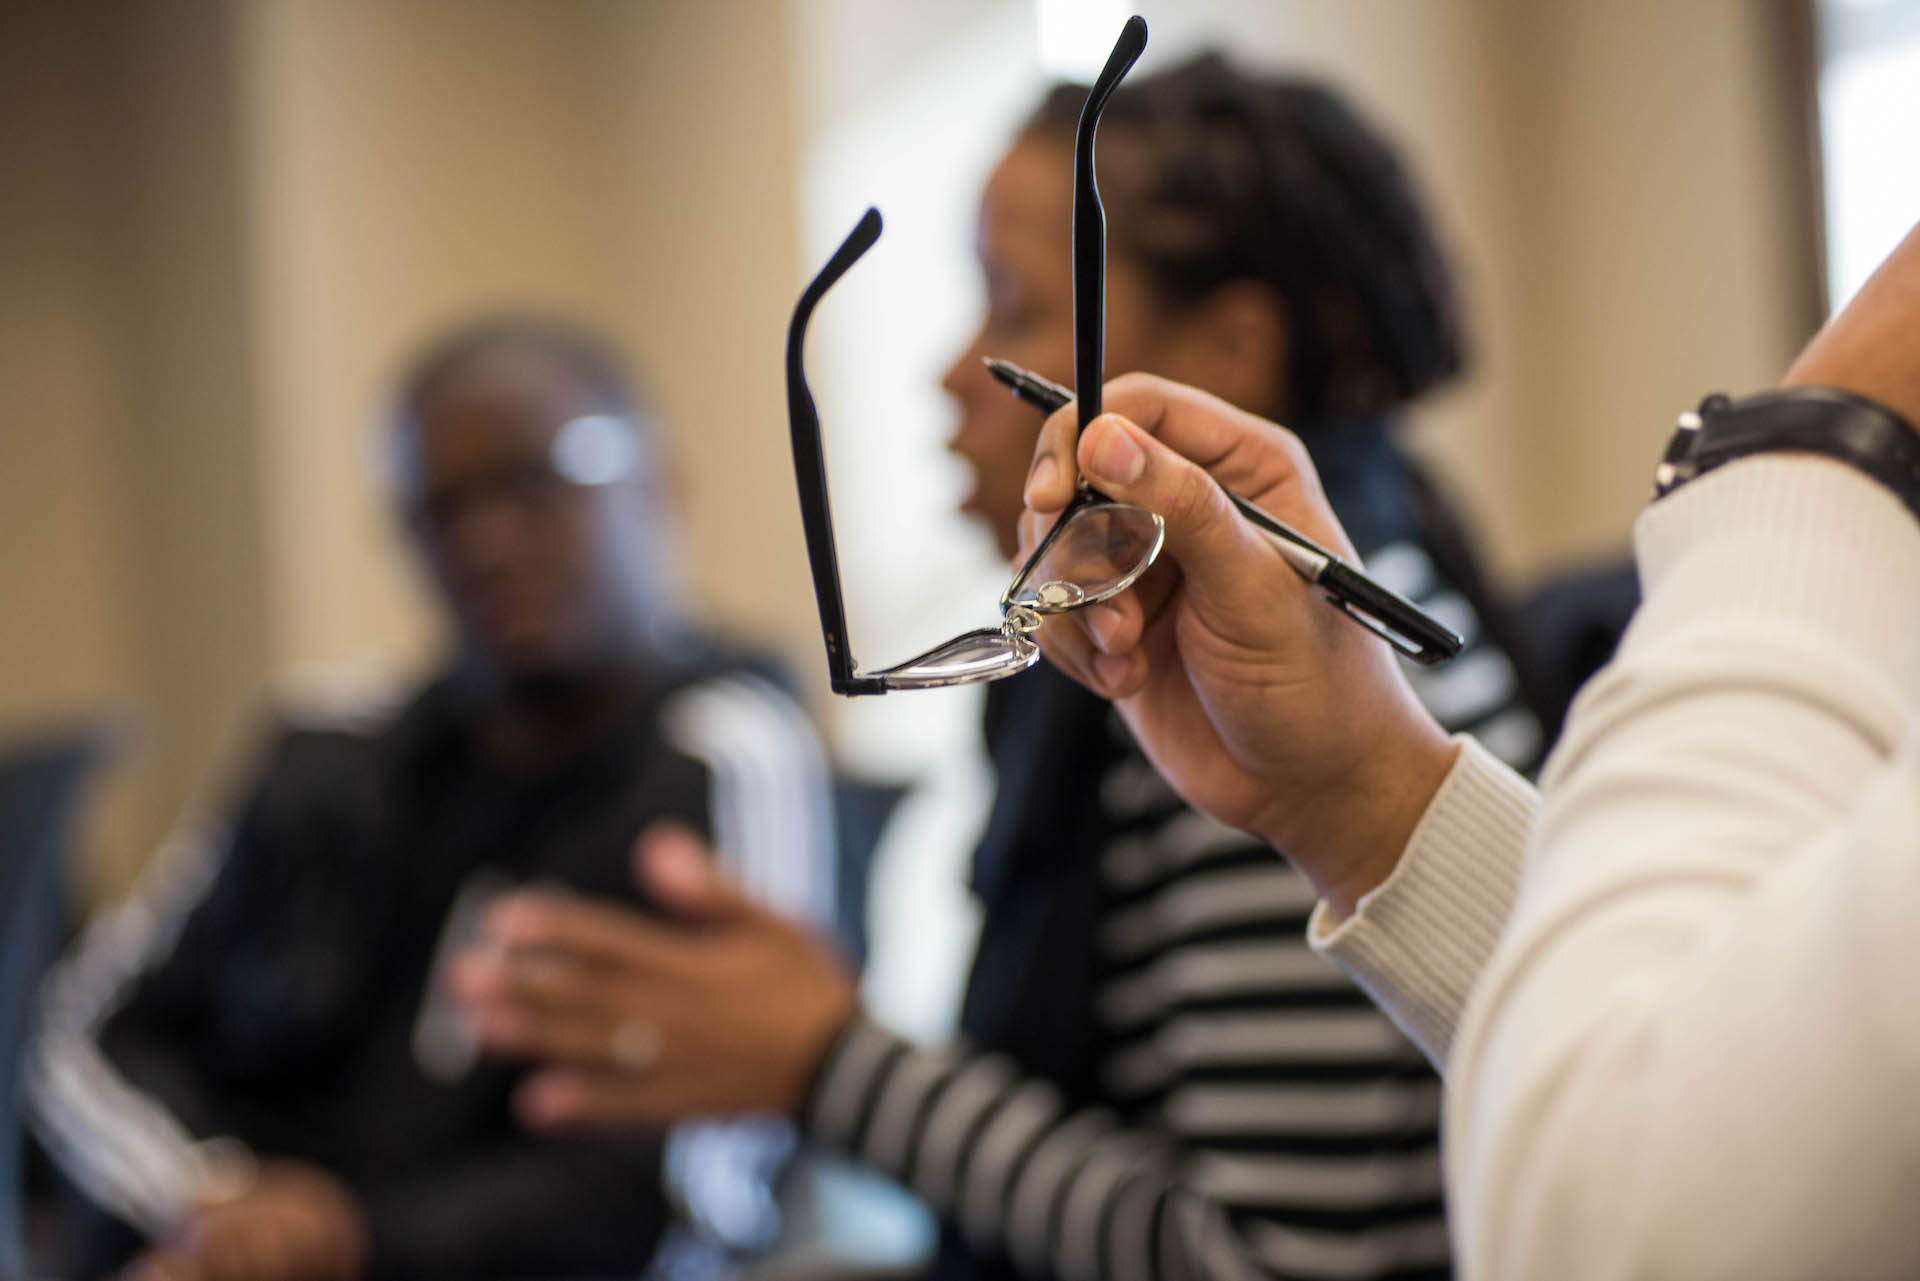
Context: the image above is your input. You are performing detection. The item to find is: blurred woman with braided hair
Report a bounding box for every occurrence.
[917,56,1547,1279]
[453,54,1548,1281]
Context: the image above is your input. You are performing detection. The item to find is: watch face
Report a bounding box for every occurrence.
[1653,411,1704,496]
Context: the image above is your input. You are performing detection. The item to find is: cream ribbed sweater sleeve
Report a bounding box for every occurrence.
[1307,736,1537,1067]
[1440,456,1920,1279]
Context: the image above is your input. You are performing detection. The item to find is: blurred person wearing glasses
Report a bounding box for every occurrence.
[452,59,1549,1281]
[27,318,833,1280]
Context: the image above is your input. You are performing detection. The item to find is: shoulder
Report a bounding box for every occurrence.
[650,641,837,919]
[221,676,449,842]
[651,640,822,764]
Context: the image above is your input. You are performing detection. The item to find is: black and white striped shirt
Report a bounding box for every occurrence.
[803,539,1539,1281]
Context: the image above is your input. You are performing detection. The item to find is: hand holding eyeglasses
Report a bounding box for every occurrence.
[784,16,1454,694]
[1022,374,1460,915]
[785,20,1157,693]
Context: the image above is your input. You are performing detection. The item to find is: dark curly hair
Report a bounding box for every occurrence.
[1022,53,1465,425]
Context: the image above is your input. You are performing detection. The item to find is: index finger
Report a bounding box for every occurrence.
[1024,373,1349,555]
[482,890,693,977]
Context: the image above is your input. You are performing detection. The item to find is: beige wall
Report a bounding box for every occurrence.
[1091,0,1817,581]
[1,1,273,901]
[0,0,1820,903]
[2,0,816,900]
[234,0,818,688]
[1489,0,1819,574]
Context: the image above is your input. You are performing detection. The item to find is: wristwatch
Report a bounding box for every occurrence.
[1653,388,1920,523]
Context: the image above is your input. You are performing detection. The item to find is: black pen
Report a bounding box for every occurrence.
[982,357,1462,666]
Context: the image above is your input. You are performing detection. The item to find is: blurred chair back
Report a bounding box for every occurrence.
[0,724,110,1276]
[1515,560,1642,745]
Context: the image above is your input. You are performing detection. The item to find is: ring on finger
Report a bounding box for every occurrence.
[609,1018,662,1071]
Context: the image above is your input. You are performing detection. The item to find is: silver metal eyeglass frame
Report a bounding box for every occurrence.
[784,18,1155,695]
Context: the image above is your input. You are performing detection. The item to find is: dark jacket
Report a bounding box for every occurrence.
[33,652,828,1279]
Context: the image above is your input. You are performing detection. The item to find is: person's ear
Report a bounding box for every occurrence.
[1163,281,1290,422]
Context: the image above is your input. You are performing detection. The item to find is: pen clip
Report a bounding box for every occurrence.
[1226,490,1460,666]
[1317,560,1461,667]
[1330,595,1430,661]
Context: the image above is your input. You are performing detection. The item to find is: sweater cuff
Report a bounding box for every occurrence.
[1629,455,1920,690]
[1308,735,1537,1071]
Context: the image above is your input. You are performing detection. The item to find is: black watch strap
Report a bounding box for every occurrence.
[1653,388,1920,524]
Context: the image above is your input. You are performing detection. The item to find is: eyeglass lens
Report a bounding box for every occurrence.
[871,613,1040,688]
[1006,501,1164,613]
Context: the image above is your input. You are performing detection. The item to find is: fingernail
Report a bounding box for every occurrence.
[1086,418,1145,486]
[1024,454,1059,507]
[647,828,708,891]
[486,898,538,945]
[1085,602,1123,650]
[445,954,486,996]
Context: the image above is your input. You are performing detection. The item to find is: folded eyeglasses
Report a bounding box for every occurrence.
[785,17,1460,695]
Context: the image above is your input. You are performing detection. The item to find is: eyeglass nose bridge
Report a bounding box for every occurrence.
[1003,604,1043,636]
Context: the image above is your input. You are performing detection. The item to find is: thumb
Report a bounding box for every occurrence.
[632,822,752,924]
[1078,413,1276,598]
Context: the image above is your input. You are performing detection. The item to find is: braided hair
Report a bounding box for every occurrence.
[1022,53,1465,425]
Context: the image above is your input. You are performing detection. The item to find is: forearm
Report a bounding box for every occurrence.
[807,1016,1140,1280]
[27,1025,246,1235]
[27,821,245,1236]
[1263,536,1539,926]
[1447,457,1920,1277]
[807,1014,1424,1281]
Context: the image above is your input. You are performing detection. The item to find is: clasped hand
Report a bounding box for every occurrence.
[447,826,856,1128]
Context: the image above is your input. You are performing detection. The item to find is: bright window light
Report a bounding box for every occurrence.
[1036,0,1131,79]
[1818,0,1920,309]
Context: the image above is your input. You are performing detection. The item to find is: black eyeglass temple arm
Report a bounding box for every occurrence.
[984,356,1461,666]
[1072,15,1148,436]
[785,207,890,695]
